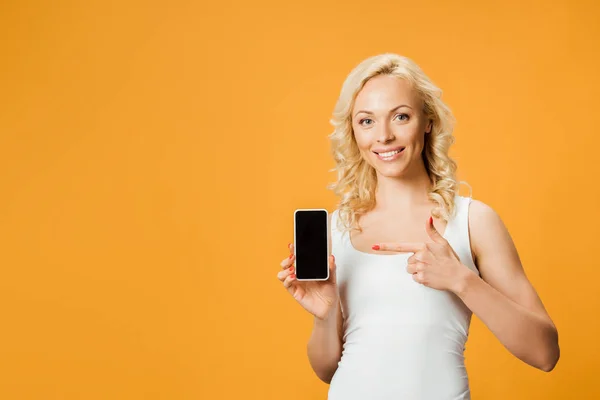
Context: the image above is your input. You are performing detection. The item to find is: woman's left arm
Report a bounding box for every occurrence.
[455,200,560,372]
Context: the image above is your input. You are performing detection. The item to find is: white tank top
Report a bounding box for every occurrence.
[328,195,479,400]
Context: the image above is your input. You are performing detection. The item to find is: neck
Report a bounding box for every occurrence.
[373,158,432,212]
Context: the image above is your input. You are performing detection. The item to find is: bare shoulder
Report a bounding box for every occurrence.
[468,198,499,223]
[467,199,506,263]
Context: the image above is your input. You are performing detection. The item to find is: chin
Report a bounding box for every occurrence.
[374,166,407,179]
[379,171,406,179]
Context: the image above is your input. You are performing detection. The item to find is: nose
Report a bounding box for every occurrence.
[377,121,395,143]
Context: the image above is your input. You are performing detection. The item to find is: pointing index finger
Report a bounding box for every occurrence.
[373,242,423,253]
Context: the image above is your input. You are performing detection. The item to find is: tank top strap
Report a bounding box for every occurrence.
[452,195,472,233]
[330,209,345,260]
[330,208,338,235]
[330,208,343,244]
[332,208,356,254]
[449,194,478,273]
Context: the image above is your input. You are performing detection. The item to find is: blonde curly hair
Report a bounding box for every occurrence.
[326,53,470,235]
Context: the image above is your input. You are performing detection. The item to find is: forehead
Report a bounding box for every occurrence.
[352,75,422,112]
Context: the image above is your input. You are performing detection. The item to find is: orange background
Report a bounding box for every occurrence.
[0,0,598,398]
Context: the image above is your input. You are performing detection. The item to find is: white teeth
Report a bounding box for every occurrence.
[379,149,401,157]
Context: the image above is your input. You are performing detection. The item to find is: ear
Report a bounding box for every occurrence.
[426,119,433,134]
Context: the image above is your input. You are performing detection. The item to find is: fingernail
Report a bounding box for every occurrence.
[372,245,380,250]
[429,216,433,225]
[290,273,296,279]
[289,254,293,259]
[289,266,294,271]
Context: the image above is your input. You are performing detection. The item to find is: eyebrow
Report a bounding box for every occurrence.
[354,104,413,118]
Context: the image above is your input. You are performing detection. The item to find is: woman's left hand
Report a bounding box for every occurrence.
[372,216,475,293]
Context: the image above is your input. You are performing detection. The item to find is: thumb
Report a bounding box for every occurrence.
[329,254,337,284]
[426,216,444,243]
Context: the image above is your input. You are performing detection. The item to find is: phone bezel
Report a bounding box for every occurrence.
[293,208,330,281]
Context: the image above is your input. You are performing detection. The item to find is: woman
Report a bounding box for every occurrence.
[276,53,560,399]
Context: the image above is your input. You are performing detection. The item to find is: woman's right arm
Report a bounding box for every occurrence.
[306,299,344,384]
[279,211,343,383]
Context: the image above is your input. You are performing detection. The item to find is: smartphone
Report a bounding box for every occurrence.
[293,209,330,281]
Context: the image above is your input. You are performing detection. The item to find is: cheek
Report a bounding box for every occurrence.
[352,134,375,162]
[353,130,370,150]
[404,129,426,147]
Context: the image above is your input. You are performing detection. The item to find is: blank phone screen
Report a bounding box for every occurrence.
[294,210,328,280]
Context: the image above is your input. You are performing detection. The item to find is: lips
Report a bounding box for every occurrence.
[373,146,405,154]
[374,147,405,162]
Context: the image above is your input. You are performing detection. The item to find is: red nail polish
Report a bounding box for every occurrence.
[429,216,433,224]
[372,245,380,250]
[290,273,296,279]
[289,254,293,259]
[289,266,294,271]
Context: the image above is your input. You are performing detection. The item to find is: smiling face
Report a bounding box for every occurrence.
[351,74,432,178]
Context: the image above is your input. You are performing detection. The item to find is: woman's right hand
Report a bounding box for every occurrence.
[277,243,339,320]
